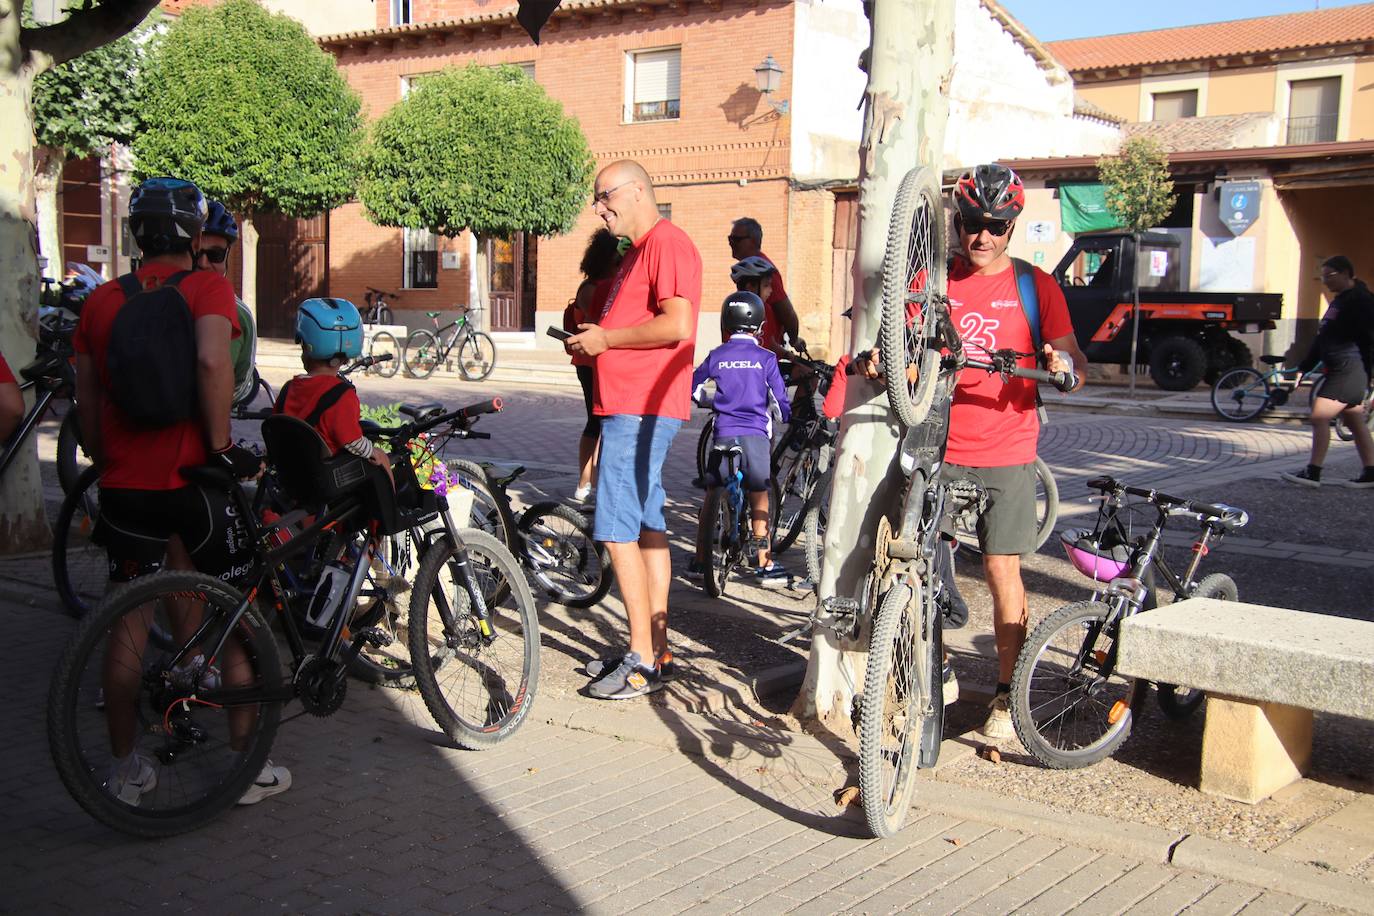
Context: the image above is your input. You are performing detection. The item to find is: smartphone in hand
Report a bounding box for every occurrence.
[546,326,573,342]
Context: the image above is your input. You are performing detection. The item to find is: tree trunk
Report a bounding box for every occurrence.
[239,214,259,317]
[473,235,491,319]
[791,0,954,727]
[33,144,62,277]
[0,56,52,553]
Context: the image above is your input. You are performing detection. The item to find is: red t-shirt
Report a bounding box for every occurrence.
[593,219,702,420]
[759,250,788,352]
[276,374,365,455]
[945,260,1073,468]
[74,263,240,490]
[0,352,14,386]
[822,354,851,420]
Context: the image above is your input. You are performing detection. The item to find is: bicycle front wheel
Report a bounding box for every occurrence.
[1210,367,1268,421]
[859,576,933,838]
[517,501,612,609]
[1011,600,1144,769]
[770,442,821,556]
[47,570,282,837]
[457,331,497,381]
[880,166,946,428]
[368,331,401,378]
[345,532,424,687]
[408,530,539,749]
[447,460,518,550]
[404,329,441,379]
[53,464,105,618]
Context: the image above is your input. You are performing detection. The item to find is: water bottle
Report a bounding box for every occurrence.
[305,562,350,628]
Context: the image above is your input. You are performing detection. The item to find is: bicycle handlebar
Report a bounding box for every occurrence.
[1086,476,1248,526]
[961,355,1077,393]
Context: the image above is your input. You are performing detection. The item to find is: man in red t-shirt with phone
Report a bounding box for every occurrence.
[568,160,702,700]
[943,164,1087,740]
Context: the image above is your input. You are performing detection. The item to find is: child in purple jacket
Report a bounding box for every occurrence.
[689,291,792,585]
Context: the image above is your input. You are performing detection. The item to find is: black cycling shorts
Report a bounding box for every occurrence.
[98,485,254,584]
[705,434,771,493]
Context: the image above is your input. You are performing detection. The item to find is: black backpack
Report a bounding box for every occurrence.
[106,271,198,427]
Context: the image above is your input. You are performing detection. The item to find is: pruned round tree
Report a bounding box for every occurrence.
[132,0,364,307]
[359,63,594,308]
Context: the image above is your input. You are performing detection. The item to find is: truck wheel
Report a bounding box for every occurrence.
[1204,336,1254,384]
[1226,338,1254,371]
[1149,336,1207,391]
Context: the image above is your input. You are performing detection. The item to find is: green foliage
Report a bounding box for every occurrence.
[1097,137,1176,234]
[359,64,593,238]
[32,17,152,157]
[132,0,362,217]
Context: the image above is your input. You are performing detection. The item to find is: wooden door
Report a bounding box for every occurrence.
[831,191,860,356]
[255,212,328,339]
[486,232,537,332]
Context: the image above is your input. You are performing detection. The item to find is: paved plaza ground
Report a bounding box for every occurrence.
[3,360,1372,913]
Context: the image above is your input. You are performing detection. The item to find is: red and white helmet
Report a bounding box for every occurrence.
[953,163,1025,222]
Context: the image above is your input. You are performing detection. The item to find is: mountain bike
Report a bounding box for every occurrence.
[362,287,397,325]
[404,308,496,381]
[701,441,756,598]
[48,396,538,837]
[1,324,87,493]
[1009,475,1247,770]
[769,353,838,558]
[448,459,612,609]
[1210,356,1326,422]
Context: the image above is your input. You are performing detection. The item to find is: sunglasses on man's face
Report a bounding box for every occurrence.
[195,247,229,264]
[958,216,1013,238]
[727,235,749,243]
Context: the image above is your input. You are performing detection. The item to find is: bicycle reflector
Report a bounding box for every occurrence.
[1108,701,1129,725]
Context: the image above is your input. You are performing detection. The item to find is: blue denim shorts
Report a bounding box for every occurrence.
[593,414,683,543]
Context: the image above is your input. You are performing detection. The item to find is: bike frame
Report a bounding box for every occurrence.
[0,378,65,480]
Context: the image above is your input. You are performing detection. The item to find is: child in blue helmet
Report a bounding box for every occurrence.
[275,298,392,483]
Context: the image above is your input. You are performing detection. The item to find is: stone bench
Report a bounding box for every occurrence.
[1117,599,1374,804]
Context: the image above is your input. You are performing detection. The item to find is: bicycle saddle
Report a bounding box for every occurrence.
[425,310,442,319]
[1259,355,1285,365]
[483,464,525,487]
[400,403,444,420]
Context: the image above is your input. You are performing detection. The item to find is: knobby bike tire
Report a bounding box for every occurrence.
[880,166,945,428]
[704,490,739,599]
[1210,367,1269,422]
[407,530,539,749]
[1156,573,1236,720]
[858,576,930,838]
[57,409,89,496]
[953,456,1058,553]
[457,331,497,382]
[447,460,518,551]
[1010,600,1145,769]
[517,501,612,609]
[770,443,820,556]
[376,306,394,326]
[53,464,104,618]
[802,445,834,587]
[47,570,282,837]
[694,415,716,486]
[404,329,441,379]
[368,331,401,378]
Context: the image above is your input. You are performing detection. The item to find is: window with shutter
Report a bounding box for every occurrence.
[627,48,681,122]
[1150,90,1197,122]
[1286,77,1340,144]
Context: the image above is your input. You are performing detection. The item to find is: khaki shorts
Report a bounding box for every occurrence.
[940,461,1038,556]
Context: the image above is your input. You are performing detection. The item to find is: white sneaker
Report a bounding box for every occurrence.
[572,485,594,503]
[981,691,1014,741]
[108,753,157,806]
[237,760,292,805]
[942,663,959,707]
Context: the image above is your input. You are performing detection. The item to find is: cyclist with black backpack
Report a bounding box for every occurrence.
[74,177,270,807]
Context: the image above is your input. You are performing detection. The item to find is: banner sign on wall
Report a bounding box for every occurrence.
[1059,183,1122,234]
[1219,180,1262,236]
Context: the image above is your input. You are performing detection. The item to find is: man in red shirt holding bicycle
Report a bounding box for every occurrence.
[569,160,702,700]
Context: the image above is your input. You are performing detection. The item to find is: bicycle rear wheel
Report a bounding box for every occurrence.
[704,491,740,598]
[517,502,612,608]
[368,331,400,378]
[1335,389,1374,442]
[446,460,518,550]
[404,329,441,379]
[952,456,1057,553]
[1010,600,1144,769]
[1156,573,1236,720]
[47,570,281,837]
[345,531,426,687]
[770,442,821,556]
[1210,367,1268,421]
[880,166,945,428]
[858,576,932,838]
[57,409,91,496]
[457,331,497,382]
[407,530,539,749]
[53,464,105,618]
[694,415,715,486]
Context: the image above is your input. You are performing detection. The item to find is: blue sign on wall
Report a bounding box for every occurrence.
[1220,180,1262,236]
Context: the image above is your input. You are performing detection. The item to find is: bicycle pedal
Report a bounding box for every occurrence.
[354,627,393,648]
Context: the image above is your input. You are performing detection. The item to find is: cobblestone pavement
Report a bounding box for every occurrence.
[5,584,1338,914]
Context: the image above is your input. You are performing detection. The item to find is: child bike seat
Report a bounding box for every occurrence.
[261,414,370,507]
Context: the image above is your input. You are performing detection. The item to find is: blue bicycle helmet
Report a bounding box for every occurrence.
[203,200,239,242]
[296,298,363,362]
[129,177,206,243]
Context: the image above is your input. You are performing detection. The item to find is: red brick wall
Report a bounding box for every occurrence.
[331,0,798,329]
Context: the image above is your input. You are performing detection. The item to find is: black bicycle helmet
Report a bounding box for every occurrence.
[203,200,239,242]
[952,163,1025,222]
[721,290,765,336]
[129,177,207,249]
[729,255,775,286]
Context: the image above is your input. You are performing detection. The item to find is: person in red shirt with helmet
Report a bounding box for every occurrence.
[569,160,702,700]
[728,218,804,357]
[943,163,1087,739]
